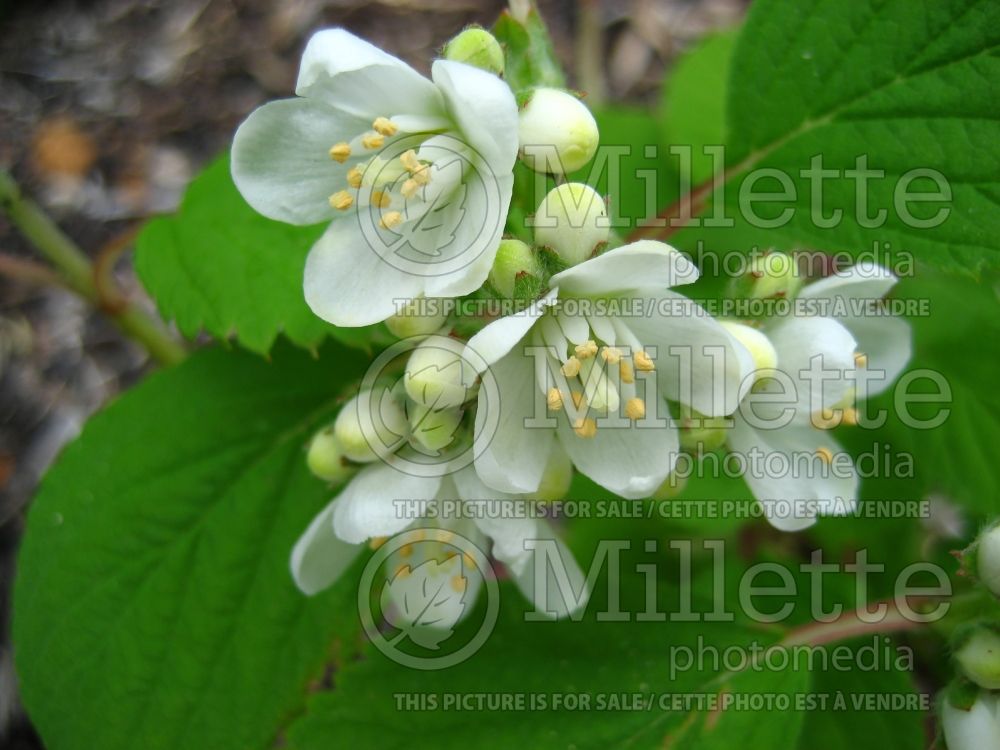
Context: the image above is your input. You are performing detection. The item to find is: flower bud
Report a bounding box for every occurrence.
[443,26,505,76]
[385,298,448,339]
[533,445,573,502]
[942,691,1000,750]
[731,252,803,300]
[334,389,409,463]
[533,183,608,266]
[305,426,354,483]
[954,623,1000,690]
[408,404,464,453]
[719,321,778,381]
[679,413,729,453]
[489,238,540,298]
[518,88,599,174]
[404,334,475,410]
[977,522,1000,598]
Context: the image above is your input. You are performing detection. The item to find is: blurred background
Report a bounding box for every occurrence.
[0,0,746,745]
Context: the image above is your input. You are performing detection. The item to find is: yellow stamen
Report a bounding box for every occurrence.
[619,361,635,384]
[811,408,839,429]
[371,190,391,208]
[368,536,387,550]
[840,407,859,426]
[347,166,363,188]
[450,575,467,593]
[624,398,645,420]
[462,551,474,567]
[573,417,598,438]
[546,388,563,411]
[601,346,622,364]
[400,149,422,172]
[372,116,397,137]
[361,132,385,150]
[571,392,586,410]
[328,190,353,210]
[411,165,431,185]
[561,356,581,377]
[575,340,598,359]
[329,142,351,163]
[815,446,834,464]
[436,529,454,543]
[380,211,403,229]
[394,564,411,579]
[399,544,413,558]
[401,178,421,199]
[634,350,655,372]
[854,352,868,367]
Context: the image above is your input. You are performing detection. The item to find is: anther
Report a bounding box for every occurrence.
[815,446,834,464]
[619,361,635,384]
[329,190,353,210]
[624,398,645,420]
[854,352,868,367]
[547,388,564,411]
[634,350,655,372]
[329,142,351,163]
[361,132,385,150]
[399,544,413,558]
[841,408,859,426]
[575,340,598,359]
[394,564,412,579]
[347,166,363,188]
[372,116,398,136]
[371,190,391,208]
[561,356,581,377]
[601,346,622,364]
[571,392,586,409]
[368,536,387,550]
[451,575,467,592]
[573,417,598,438]
[401,150,422,172]
[380,211,403,229]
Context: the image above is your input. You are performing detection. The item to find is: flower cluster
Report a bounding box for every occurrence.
[232,28,912,620]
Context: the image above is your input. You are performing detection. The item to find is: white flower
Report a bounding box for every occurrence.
[725,263,910,530]
[464,241,751,500]
[290,460,587,618]
[231,29,519,326]
[942,692,1000,750]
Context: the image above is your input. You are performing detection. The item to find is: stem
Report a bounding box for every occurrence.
[0,170,186,366]
[627,176,717,243]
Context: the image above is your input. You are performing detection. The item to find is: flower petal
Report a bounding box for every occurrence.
[290,499,362,595]
[730,417,858,532]
[623,291,752,416]
[431,60,519,173]
[556,414,679,499]
[549,241,699,297]
[332,463,442,544]
[231,98,369,225]
[764,316,857,419]
[844,314,911,397]
[474,350,555,494]
[464,290,554,370]
[303,219,428,326]
[297,29,445,120]
[509,520,589,619]
[799,261,898,305]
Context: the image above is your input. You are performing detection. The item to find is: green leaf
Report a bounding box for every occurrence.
[660,27,739,185]
[493,7,566,93]
[13,343,368,750]
[135,156,389,355]
[674,0,1000,272]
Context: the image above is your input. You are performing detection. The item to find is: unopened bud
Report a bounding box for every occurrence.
[409,404,464,453]
[977,522,1000,598]
[443,26,504,76]
[385,298,448,339]
[942,691,1000,750]
[305,426,354,483]
[533,445,573,502]
[719,321,778,381]
[954,623,1000,690]
[533,183,608,266]
[736,252,803,300]
[404,334,475,409]
[334,389,409,463]
[518,88,599,174]
[679,413,730,453]
[489,238,540,298]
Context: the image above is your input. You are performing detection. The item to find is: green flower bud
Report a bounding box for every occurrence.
[443,26,505,76]
[533,183,608,266]
[533,445,573,502]
[651,471,688,500]
[977,522,1000,598]
[679,413,729,454]
[385,298,448,339]
[334,389,409,463]
[741,252,803,300]
[305,426,354,483]
[719,321,778,382]
[518,88,599,174]
[954,623,1000,690]
[404,334,475,410]
[408,404,464,453]
[489,238,540,298]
